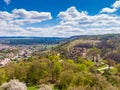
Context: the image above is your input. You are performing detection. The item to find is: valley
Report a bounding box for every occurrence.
[0,34,120,90]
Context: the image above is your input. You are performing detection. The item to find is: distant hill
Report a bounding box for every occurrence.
[0,37,68,45]
[69,34,120,40]
[0,34,120,45]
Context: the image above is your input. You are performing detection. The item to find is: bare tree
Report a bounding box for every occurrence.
[0,79,27,90]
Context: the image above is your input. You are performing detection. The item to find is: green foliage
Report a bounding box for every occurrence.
[59,71,74,90]
[27,61,49,84]
[67,59,74,64]
[84,60,94,67]
[0,68,8,85]
[53,62,62,81]
[72,72,93,86]
[116,64,120,72]
[0,52,119,90]
[77,64,87,72]
[76,57,84,63]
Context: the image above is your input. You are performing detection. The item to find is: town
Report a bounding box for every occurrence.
[0,44,32,67]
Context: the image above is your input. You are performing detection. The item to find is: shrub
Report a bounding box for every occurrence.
[0,79,27,90]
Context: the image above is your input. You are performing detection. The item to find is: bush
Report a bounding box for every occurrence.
[0,79,27,90]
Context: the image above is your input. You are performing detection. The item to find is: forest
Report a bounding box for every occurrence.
[0,37,67,45]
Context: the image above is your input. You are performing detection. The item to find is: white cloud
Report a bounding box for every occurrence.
[58,7,120,27]
[0,9,52,36]
[0,11,13,20]
[58,7,88,22]
[100,8,117,13]
[11,9,52,25]
[112,0,120,8]
[0,7,120,37]
[12,9,52,20]
[54,7,120,37]
[0,9,52,26]
[101,0,120,13]
[4,0,11,5]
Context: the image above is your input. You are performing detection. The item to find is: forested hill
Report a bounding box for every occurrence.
[57,34,120,63]
[0,37,67,45]
[68,34,120,41]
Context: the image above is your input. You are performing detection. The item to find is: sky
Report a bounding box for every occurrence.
[0,0,120,37]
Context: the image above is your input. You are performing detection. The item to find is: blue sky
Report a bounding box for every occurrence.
[0,0,115,15]
[0,0,120,37]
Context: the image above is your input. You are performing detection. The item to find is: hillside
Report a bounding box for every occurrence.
[56,34,120,63]
[1,34,120,90]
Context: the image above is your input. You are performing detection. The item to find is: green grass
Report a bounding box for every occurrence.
[97,64,107,70]
[97,64,117,74]
[97,64,109,73]
[27,84,57,90]
[27,85,39,90]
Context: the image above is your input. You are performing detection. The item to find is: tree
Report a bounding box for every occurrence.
[58,71,74,90]
[4,63,16,80]
[0,68,7,85]
[76,57,84,64]
[53,62,61,81]
[77,64,87,72]
[26,60,48,84]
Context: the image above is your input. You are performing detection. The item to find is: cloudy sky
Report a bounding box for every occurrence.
[0,0,120,37]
